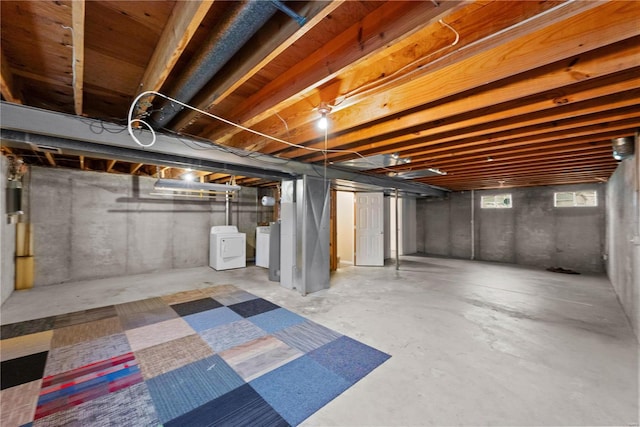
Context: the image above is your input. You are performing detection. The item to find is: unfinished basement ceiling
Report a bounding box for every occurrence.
[1,0,638,190]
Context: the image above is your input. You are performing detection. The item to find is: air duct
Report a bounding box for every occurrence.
[612,136,635,161]
[149,0,280,129]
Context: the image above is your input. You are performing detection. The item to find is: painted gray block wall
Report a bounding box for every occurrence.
[417,191,472,259]
[0,155,16,304]
[417,184,606,273]
[28,166,256,286]
[606,156,640,338]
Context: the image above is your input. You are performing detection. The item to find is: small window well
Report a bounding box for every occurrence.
[481,194,512,209]
[554,190,597,207]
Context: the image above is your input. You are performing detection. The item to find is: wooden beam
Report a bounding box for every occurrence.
[130,163,143,174]
[135,0,213,115]
[397,108,640,162]
[235,1,639,155]
[292,38,640,161]
[171,1,345,132]
[202,0,467,143]
[0,50,21,104]
[406,134,629,171]
[324,1,639,136]
[388,125,637,175]
[106,159,117,172]
[79,155,85,170]
[44,152,56,167]
[70,0,85,115]
[410,143,613,171]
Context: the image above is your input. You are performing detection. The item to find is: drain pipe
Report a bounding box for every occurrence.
[150,0,290,129]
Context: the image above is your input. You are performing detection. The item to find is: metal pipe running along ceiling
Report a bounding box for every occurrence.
[150,0,282,129]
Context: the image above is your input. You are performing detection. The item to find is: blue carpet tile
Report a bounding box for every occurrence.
[250,355,352,426]
[308,335,392,385]
[165,383,289,427]
[183,306,244,332]
[0,285,390,426]
[248,308,306,334]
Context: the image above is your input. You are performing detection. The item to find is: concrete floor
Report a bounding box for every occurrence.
[2,255,638,426]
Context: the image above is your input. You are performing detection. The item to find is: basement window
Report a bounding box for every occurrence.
[481,194,512,209]
[554,190,597,207]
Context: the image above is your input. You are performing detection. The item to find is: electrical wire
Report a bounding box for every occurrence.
[333,19,459,106]
[127,90,408,174]
[61,25,77,94]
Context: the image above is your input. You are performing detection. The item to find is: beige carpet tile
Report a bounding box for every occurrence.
[201,285,239,298]
[0,379,42,426]
[53,306,118,329]
[219,335,303,382]
[125,318,196,352]
[44,333,132,376]
[160,289,208,305]
[213,290,259,306]
[50,317,122,349]
[114,297,168,316]
[118,306,179,330]
[134,334,214,380]
[1,330,53,362]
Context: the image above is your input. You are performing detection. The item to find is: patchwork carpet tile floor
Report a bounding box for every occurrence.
[1,285,390,426]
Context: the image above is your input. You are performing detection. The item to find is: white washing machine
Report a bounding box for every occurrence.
[209,225,246,270]
[255,226,270,268]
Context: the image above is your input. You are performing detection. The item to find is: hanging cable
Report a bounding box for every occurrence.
[334,20,459,105]
[127,90,410,174]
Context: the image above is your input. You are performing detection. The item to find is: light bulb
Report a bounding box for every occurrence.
[183,173,195,182]
[318,114,328,130]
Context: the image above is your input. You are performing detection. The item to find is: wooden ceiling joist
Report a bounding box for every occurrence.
[172,0,345,132]
[228,0,636,154]
[288,37,640,162]
[202,0,464,144]
[135,0,214,117]
[0,49,21,104]
[44,152,56,167]
[130,163,143,174]
[70,0,85,115]
[106,159,117,172]
[1,1,637,190]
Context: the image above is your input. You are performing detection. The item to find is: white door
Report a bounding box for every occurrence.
[355,192,384,266]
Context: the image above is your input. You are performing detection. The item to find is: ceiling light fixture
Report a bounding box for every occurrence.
[182,173,196,182]
[317,102,332,130]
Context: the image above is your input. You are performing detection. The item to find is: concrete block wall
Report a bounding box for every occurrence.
[27,166,257,286]
[417,184,606,273]
[1,155,17,304]
[606,155,640,338]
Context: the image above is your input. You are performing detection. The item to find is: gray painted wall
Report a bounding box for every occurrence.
[27,166,257,286]
[417,184,606,273]
[1,155,16,304]
[606,155,640,338]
